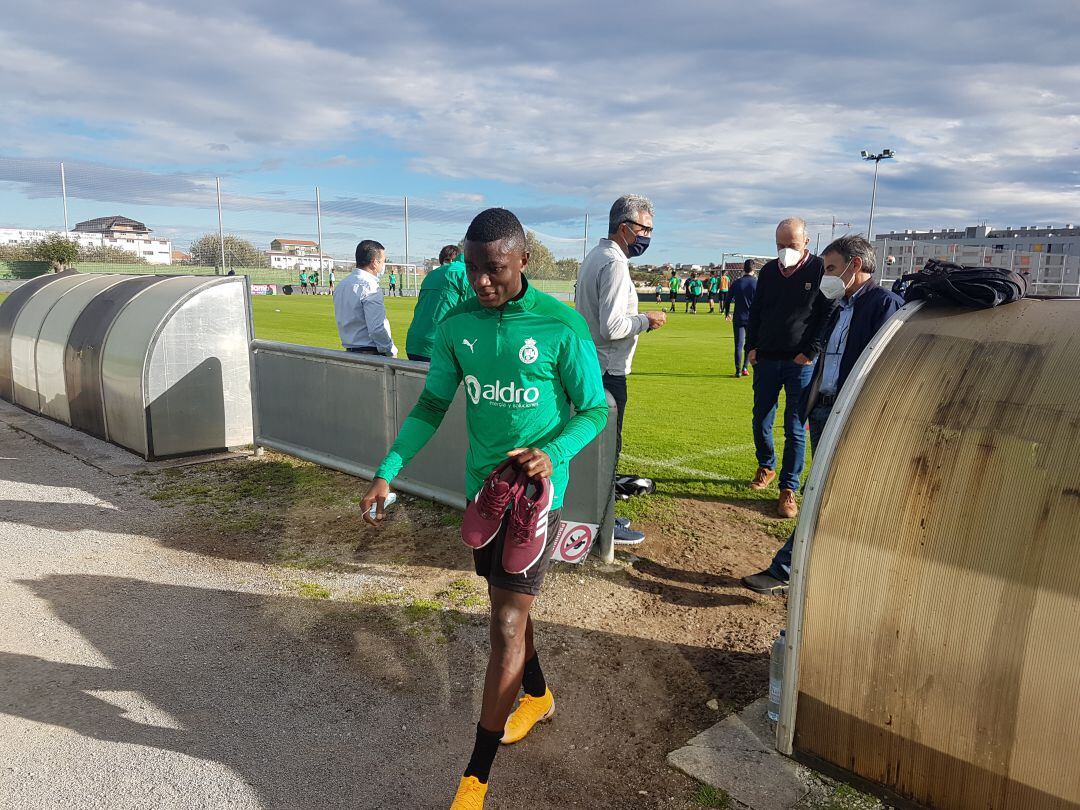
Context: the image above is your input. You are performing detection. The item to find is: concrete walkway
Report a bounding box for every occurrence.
[0,418,471,808]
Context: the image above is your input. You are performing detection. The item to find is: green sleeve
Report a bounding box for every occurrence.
[374,321,462,482]
[541,331,609,467]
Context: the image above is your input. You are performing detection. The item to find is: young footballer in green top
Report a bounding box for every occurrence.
[668,272,679,312]
[361,209,608,810]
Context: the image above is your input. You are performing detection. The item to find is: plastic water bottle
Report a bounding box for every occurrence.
[767,630,786,723]
[368,492,397,520]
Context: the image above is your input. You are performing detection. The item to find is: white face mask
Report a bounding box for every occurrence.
[819,274,847,300]
[819,261,853,300]
[778,247,803,268]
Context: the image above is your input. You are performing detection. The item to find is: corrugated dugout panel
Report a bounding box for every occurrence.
[65,276,169,438]
[10,274,99,411]
[793,299,1080,809]
[0,271,78,402]
[100,277,252,457]
[37,274,136,423]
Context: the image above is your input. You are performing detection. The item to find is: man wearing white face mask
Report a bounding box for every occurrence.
[742,234,903,594]
[746,217,836,518]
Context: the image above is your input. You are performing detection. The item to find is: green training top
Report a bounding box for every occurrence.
[388,273,397,284]
[689,279,703,296]
[405,256,474,358]
[668,276,680,293]
[708,276,720,293]
[375,278,608,509]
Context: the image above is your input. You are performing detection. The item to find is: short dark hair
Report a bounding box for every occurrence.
[464,208,526,252]
[438,244,460,264]
[822,234,877,275]
[743,259,755,273]
[355,240,385,267]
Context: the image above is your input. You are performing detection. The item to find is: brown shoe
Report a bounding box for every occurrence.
[778,488,798,518]
[749,467,776,490]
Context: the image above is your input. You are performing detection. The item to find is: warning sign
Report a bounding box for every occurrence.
[551,521,598,564]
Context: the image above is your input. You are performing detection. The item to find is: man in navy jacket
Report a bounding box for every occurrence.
[742,235,904,595]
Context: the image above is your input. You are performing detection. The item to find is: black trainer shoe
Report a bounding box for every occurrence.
[741,570,788,595]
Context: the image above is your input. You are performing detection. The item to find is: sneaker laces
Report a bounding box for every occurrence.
[476,474,514,520]
[508,497,540,546]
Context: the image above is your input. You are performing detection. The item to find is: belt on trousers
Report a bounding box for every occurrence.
[817,392,838,408]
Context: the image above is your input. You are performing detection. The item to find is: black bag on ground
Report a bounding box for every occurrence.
[902,259,1027,308]
[614,475,655,499]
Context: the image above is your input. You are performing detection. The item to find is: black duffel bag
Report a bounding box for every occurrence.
[902,258,1027,308]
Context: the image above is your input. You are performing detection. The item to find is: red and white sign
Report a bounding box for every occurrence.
[552,521,598,564]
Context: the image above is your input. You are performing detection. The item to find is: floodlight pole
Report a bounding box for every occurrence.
[862,150,894,240]
[316,186,324,288]
[583,213,589,262]
[60,162,70,232]
[216,177,226,274]
[403,196,410,292]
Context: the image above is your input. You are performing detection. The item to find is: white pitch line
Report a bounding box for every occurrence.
[667,442,756,466]
[620,454,738,482]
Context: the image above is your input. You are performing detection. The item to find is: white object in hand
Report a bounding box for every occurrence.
[369,492,397,519]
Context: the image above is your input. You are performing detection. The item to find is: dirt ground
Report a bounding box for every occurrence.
[140,452,793,809]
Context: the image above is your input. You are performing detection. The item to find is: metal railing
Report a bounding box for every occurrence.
[249,340,618,562]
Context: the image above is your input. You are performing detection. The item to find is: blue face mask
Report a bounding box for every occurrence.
[627,235,650,257]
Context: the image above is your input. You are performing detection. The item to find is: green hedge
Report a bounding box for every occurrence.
[72,262,301,285]
[0,261,51,279]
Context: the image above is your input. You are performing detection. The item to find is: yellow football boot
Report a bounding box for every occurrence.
[450,776,488,809]
[501,688,555,744]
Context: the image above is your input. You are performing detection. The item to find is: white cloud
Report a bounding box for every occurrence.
[1,0,1078,255]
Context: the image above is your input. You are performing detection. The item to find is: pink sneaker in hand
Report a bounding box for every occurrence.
[462,460,524,549]
[502,476,554,575]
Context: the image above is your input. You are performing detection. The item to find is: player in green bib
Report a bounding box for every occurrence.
[707,272,720,313]
[362,208,608,810]
[668,271,679,312]
[405,245,474,362]
[686,273,703,313]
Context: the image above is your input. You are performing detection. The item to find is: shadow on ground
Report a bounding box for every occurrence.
[4,574,766,809]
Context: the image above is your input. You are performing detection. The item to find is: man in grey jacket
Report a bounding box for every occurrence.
[576,194,666,544]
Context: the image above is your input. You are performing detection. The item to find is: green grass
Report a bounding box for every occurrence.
[291,581,332,599]
[251,295,802,503]
[692,784,731,808]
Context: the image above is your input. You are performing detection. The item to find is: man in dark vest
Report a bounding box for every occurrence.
[742,234,904,594]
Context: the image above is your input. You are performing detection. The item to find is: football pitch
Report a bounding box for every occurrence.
[252,293,799,509]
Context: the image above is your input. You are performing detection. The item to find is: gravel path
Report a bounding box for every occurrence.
[0,422,474,809]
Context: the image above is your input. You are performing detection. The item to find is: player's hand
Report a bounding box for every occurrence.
[725,314,732,322]
[748,349,757,366]
[794,353,814,366]
[361,478,392,526]
[507,447,553,479]
[645,311,666,330]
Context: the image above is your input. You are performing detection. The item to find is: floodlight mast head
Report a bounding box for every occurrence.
[860,150,868,158]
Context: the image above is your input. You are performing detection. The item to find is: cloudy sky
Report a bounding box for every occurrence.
[1,0,1077,263]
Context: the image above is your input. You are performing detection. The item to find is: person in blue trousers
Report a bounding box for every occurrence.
[742,235,904,594]
[745,218,836,519]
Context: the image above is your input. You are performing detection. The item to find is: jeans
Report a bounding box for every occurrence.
[602,373,627,459]
[733,324,749,374]
[751,358,815,491]
[768,402,831,581]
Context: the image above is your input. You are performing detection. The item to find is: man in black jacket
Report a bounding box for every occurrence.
[746,218,836,518]
[742,234,904,594]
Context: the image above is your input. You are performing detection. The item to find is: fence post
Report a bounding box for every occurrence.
[216,177,226,275]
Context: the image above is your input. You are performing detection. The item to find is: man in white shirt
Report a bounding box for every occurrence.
[333,240,397,357]
[576,194,666,544]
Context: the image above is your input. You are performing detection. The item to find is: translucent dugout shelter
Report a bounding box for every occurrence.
[778,298,1080,810]
[0,273,253,459]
